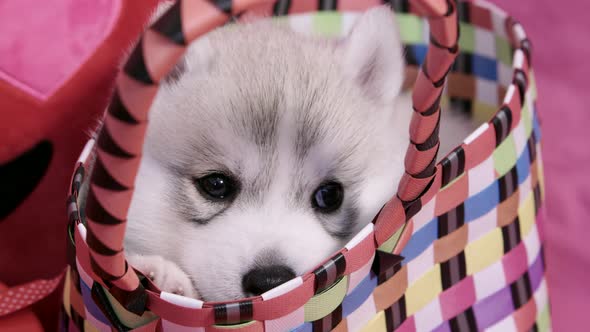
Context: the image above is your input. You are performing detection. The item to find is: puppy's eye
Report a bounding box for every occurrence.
[312,182,344,213]
[195,173,237,201]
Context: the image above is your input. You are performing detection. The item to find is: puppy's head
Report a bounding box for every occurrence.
[126,6,409,301]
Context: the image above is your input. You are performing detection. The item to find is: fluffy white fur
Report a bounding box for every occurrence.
[95,6,475,301]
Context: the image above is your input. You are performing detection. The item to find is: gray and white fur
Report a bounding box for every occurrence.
[83,6,475,302]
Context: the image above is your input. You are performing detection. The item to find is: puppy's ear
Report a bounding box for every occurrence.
[164,36,215,84]
[340,6,404,104]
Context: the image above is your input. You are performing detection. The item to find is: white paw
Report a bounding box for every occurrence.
[127,254,198,299]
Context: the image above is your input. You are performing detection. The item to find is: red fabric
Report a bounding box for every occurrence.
[0,283,43,332]
[0,1,159,330]
[0,272,64,317]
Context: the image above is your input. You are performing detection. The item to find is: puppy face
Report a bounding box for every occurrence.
[125,7,409,301]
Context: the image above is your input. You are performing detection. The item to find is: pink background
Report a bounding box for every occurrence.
[0,0,118,100]
[491,1,590,331]
[0,0,588,330]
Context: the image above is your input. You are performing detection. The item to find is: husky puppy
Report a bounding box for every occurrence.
[83,6,473,301]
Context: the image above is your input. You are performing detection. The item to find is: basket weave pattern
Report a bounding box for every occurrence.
[60,0,549,331]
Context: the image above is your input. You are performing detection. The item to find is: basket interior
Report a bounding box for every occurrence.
[279,9,519,127]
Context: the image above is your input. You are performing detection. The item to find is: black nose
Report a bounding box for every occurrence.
[242,265,296,295]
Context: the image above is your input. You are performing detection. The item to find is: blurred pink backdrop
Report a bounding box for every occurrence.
[490,1,590,331]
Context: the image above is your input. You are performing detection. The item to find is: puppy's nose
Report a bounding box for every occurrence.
[242,265,296,295]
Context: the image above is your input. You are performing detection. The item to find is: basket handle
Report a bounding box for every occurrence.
[83,0,457,314]
[373,0,459,247]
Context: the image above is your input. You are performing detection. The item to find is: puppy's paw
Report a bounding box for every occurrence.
[127,254,198,299]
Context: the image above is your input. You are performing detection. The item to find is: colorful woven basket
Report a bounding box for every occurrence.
[61,0,550,331]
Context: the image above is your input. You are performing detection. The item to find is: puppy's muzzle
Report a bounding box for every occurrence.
[242,265,296,296]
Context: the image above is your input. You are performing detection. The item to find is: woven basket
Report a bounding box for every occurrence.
[61,0,550,331]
